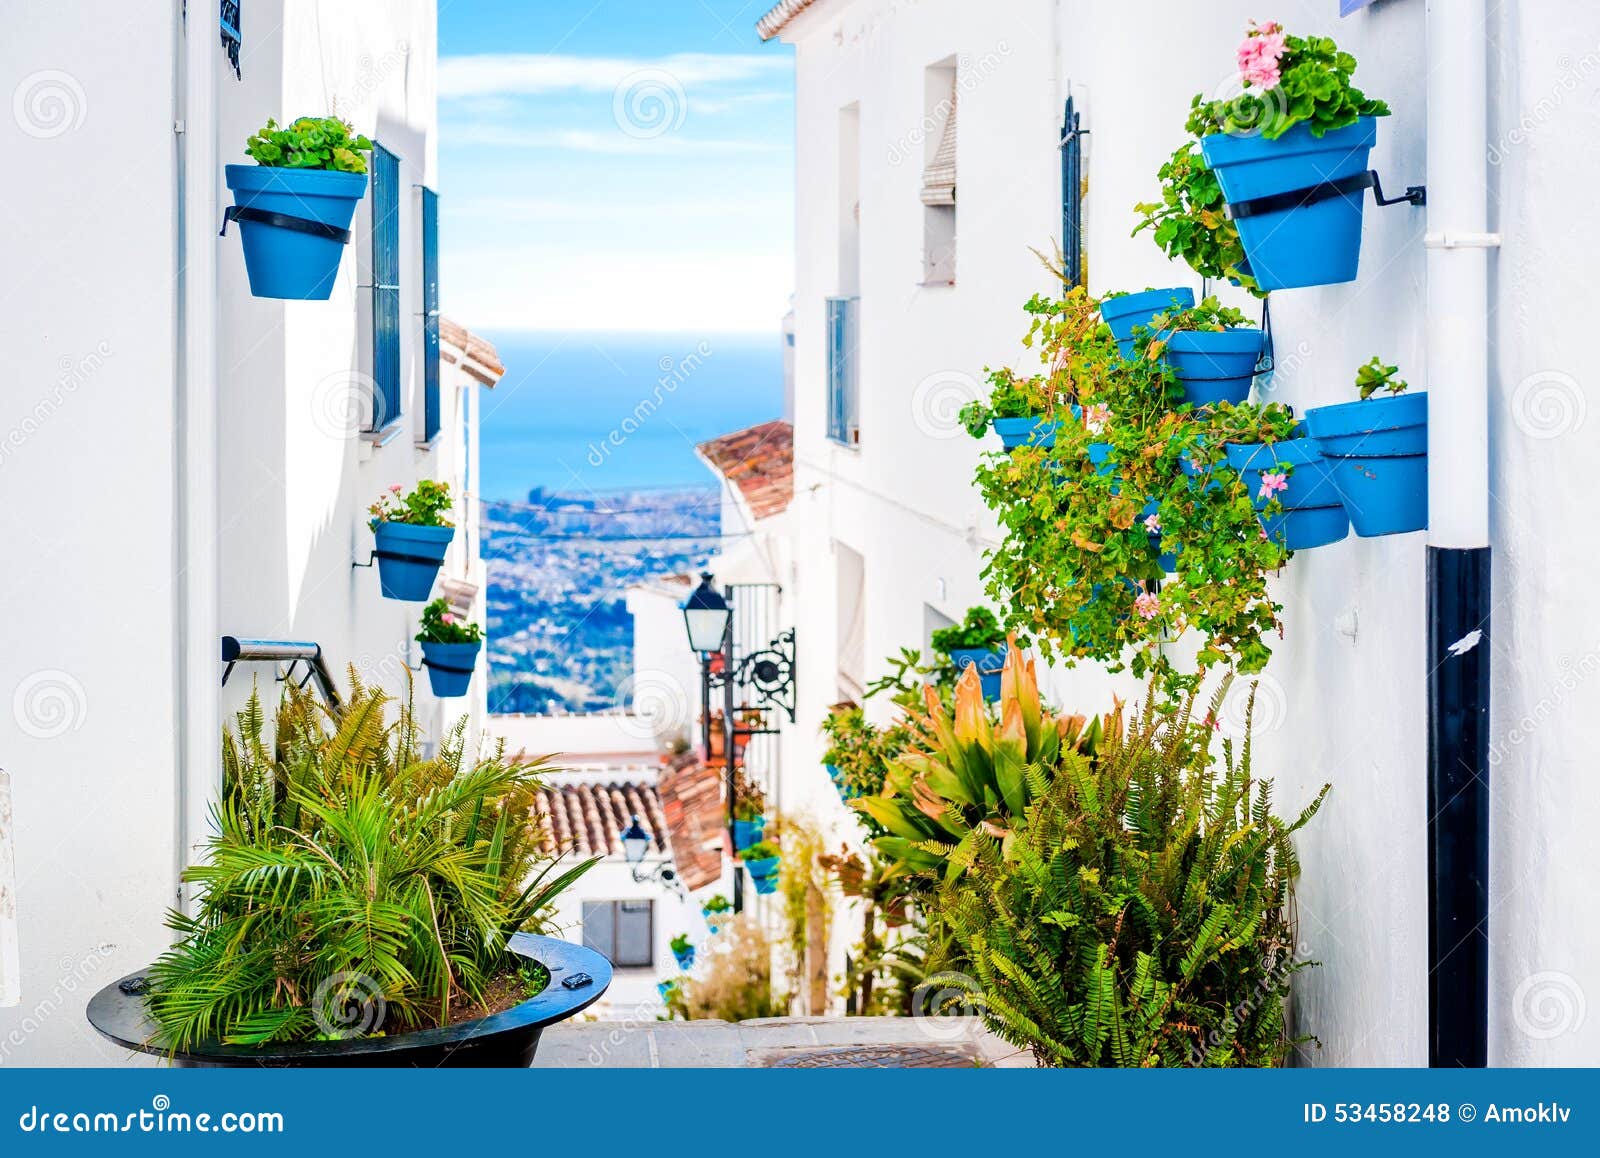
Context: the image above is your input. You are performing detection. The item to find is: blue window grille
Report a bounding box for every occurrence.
[420,186,441,444]
[1059,96,1086,288]
[368,144,401,433]
[825,296,860,445]
[220,2,242,79]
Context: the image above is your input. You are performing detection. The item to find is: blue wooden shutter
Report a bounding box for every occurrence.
[420,187,441,443]
[1059,96,1085,289]
[368,144,402,432]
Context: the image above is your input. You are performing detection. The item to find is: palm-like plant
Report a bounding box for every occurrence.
[145,676,596,1049]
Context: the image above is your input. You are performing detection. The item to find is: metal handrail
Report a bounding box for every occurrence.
[220,637,341,709]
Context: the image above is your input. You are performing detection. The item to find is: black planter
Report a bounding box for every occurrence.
[86,933,610,1068]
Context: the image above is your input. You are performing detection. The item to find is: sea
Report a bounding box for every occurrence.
[478,331,785,498]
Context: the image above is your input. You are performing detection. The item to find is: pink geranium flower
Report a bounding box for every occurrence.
[1135,591,1161,621]
[1083,403,1111,434]
[440,612,456,626]
[389,483,404,494]
[1258,471,1288,500]
[1237,20,1287,90]
[1142,513,1161,533]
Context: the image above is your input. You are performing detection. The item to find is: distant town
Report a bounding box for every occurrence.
[483,485,721,715]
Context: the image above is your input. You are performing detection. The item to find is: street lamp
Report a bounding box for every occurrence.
[621,814,681,891]
[620,815,651,867]
[679,574,796,916]
[681,573,732,654]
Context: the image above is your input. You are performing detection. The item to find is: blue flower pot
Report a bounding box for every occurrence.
[1201,118,1378,291]
[420,640,481,698]
[1224,437,1349,550]
[702,909,728,932]
[373,521,454,601]
[751,874,779,896]
[1163,328,1264,408]
[224,165,368,300]
[732,819,765,851]
[1304,392,1428,536]
[1100,288,1195,358]
[947,646,1006,701]
[991,416,1061,450]
[744,856,780,879]
[671,945,695,971]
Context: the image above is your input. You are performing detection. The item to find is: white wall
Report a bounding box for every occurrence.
[0,0,470,1065]
[779,0,1600,1065]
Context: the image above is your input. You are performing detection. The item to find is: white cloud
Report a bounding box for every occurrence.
[444,124,783,155]
[438,52,789,99]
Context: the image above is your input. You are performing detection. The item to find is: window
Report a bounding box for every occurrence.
[367,143,401,434]
[582,900,654,968]
[921,58,958,285]
[825,296,859,445]
[419,186,441,444]
[835,542,865,701]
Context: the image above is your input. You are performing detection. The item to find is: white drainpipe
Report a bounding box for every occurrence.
[1423,0,1496,1068]
[175,2,221,908]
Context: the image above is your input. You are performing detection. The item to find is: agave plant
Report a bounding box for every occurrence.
[145,676,597,1049]
[854,643,1105,882]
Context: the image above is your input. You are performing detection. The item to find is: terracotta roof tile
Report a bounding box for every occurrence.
[656,754,726,891]
[757,0,822,40]
[697,419,794,521]
[533,781,668,859]
[440,316,506,387]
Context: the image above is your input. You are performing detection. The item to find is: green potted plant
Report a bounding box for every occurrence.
[1137,296,1264,408]
[417,597,484,698]
[224,116,374,300]
[85,681,604,1067]
[369,479,455,602]
[1191,23,1392,290]
[1213,402,1348,550]
[740,840,781,896]
[1305,357,1427,536]
[1099,286,1197,358]
[700,894,732,933]
[930,606,1008,701]
[1134,143,1262,295]
[959,367,1062,450]
[669,933,696,972]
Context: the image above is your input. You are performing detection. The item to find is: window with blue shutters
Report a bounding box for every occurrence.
[367,144,402,433]
[420,187,441,444]
[1059,96,1086,289]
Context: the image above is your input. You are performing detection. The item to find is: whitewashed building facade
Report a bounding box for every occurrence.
[0,1,497,1064]
[761,0,1600,1065]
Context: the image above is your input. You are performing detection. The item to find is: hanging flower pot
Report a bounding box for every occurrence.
[369,480,456,601]
[991,416,1061,451]
[1304,358,1427,536]
[1100,288,1195,358]
[417,597,484,698]
[931,607,1009,702]
[1224,436,1349,550]
[223,117,374,300]
[669,937,696,972]
[947,648,1007,701]
[741,842,780,892]
[372,522,454,600]
[732,817,765,851]
[1164,329,1265,407]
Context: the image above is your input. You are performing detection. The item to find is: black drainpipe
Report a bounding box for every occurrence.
[1426,547,1491,1067]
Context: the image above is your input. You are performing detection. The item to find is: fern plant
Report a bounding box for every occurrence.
[145,676,597,1049]
[861,650,1327,1066]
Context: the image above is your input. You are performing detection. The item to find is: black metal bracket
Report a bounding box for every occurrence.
[1226,169,1424,221]
[709,628,797,722]
[1255,296,1275,376]
[353,548,443,569]
[220,205,351,243]
[220,636,341,710]
[420,656,475,676]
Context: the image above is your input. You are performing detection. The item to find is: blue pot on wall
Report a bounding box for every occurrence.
[421,640,481,698]
[223,165,368,300]
[1305,392,1428,536]
[1163,328,1265,407]
[992,416,1061,450]
[1100,288,1195,358]
[732,818,765,851]
[372,521,454,601]
[744,857,780,891]
[947,646,1006,701]
[1224,436,1350,550]
[1201,117,1377,291]
[671,944,695,971]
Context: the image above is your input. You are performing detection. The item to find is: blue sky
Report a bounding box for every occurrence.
[438,1,794,333]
